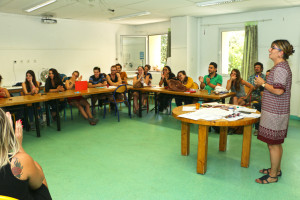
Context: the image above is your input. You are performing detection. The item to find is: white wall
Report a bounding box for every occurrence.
[198,7,300,116]
[0,12,131,86]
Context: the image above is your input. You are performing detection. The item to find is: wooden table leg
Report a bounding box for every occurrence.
[241,125,252,168]
[197,125,209,174]
[181,122,190,156]
[219,127,228,151]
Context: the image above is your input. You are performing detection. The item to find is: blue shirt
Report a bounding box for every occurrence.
[89,74,106,85]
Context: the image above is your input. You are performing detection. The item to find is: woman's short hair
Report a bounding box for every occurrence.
[144,64,151,70]
[272,40,295,60]
[0,109,20,168]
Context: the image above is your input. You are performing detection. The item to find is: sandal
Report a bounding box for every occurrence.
[260,168,282,177]
[88,118,97,125]
[256,174,278,184]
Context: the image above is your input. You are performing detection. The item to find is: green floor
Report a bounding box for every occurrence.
[22,106,300,200]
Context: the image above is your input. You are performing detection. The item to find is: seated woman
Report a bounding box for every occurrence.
[65,71,98,125]
[144,64,152,85]
[158,66,175,112]
[22,70,44,130]
[175,70,198,107]
[132,66,150,114]
[226,69,254,106]
[0,74,10,98]
[45,68,66,120]
[0,109,52,199]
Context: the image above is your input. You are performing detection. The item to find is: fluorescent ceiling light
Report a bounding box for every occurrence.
[110,11,151,21]
[196,0,243,7]
[25,0,56,12]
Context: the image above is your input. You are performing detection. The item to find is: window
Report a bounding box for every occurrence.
[149,34,168,71]
[221,30,245,74]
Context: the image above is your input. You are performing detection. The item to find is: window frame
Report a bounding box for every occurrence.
[219,27,245,76]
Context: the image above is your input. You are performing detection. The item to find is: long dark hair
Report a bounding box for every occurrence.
[0,75,2,84]
[163,66,172,74]
[25,70,38,93]
[48,68,61,83]
[177,70,188,84]
[231,69,242,91]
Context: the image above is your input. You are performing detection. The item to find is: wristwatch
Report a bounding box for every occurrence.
[262,82,266,87]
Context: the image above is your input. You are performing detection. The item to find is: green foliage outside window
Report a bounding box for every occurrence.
[228,31,244,74]
[161,35,168,66]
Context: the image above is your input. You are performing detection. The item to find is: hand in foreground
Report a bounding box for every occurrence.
[198,76,204,83]
[254,76,265,86]
[206,77,210,84]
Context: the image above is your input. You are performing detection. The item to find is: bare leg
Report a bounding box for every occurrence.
[233,97,238,105]
[256,144,282,183]
[71,100,88,119]
[80,99,93,119]
[133,92,139,113]
[237,98,245,106]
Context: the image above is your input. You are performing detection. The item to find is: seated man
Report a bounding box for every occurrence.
[198,62,223,91]
[106,65,122,86]
[247,62,266,102]
[106,65,123,109]
[88,66,107,112]
[116,63,128,84]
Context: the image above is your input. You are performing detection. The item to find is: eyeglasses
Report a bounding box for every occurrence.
[271,46,282,51]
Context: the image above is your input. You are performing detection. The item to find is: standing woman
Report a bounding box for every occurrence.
[132,66,150,114]
[158,66,175,112]
[226,69,254,106]
[65,71,98,125]
[254,40,294,184]
[45,68,66,120]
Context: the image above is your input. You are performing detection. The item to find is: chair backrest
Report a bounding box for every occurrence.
[115,84,127,93]
[0,195,19,200]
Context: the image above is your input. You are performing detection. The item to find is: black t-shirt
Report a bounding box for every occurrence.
[45,78,66,92]
[161,72,176,87]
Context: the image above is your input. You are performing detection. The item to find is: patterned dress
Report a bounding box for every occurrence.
[257,61,292,144]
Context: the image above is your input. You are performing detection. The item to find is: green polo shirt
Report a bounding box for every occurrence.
[203,73,223,91]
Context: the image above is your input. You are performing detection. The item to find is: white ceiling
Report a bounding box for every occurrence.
[0,0,300,25]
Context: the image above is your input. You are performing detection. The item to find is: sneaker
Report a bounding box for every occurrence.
[254,130,258,136]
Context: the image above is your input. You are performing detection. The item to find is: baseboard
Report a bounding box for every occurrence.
[290,115,300,120]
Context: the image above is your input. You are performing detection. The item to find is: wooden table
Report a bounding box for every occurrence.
[172,105,260,174]
[0,88,117,137]
[129,86,235,117]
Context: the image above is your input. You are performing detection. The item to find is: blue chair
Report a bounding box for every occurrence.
[103,84,131,122]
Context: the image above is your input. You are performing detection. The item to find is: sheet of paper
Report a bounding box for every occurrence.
[182,106,196,111]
